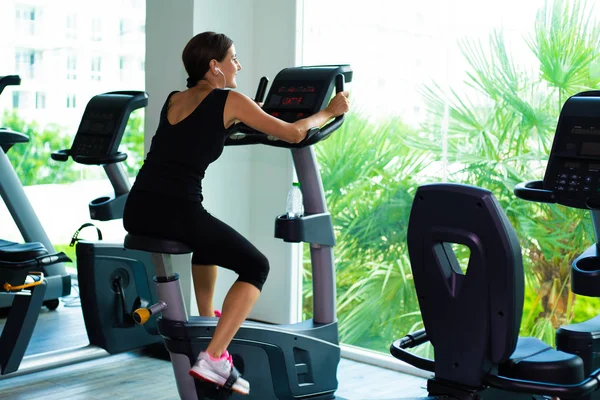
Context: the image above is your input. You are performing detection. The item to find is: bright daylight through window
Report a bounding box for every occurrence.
[300,0,600,355]
[0,0,146,266]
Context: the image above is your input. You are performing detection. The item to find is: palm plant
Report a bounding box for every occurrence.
[305,112,433,352]
[308,0,600,355]
[414,0,600,344]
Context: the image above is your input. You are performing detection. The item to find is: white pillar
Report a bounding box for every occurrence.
[146,0,301,323]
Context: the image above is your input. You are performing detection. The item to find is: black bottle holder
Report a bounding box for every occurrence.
[571,245,600,297]
[89,193,128,221]
[274,213,335,247]
[555,243,600,400]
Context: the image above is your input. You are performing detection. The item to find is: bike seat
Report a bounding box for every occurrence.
[0,239,48,263]
[499,336,584,385]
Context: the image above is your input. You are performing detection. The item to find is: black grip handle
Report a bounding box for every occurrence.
[335,73,345,93]
[0,75,21,96]
[73,152,128,165]
[300,73,347,146]
[255,77,269,103]
[514,180,556,204]
[51,149,128,165]
[51,149,70,162]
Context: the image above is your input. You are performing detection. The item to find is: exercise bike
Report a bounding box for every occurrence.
[51,90,165,355]
[0,88,165,378]
[0,75,71,310]
[390,91,600,399]
[124,64,352,399]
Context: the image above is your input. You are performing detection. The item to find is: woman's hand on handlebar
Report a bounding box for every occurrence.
[325,91,350,117]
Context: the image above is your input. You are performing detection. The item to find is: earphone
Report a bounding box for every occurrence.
[214,67,226,88]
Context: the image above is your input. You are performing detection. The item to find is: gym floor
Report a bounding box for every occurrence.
[0,294,428,400]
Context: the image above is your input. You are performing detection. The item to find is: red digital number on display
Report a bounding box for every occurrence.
[282,97,303,105]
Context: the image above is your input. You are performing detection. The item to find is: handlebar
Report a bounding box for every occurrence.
[0,75,21,96]
[51,149,128,165]
[514,180,556,204]
[226,73,348,148]
[391,328,600,398]
[254,77,269,103]
[300,73,346,146]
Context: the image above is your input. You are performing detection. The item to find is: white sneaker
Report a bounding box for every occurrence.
[189,351,250,395]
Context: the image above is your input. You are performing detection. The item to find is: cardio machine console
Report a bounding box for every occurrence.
[226,64,352,148]
[52,91,148,165]
[542,92,600,209]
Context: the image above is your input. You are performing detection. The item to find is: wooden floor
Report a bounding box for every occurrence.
[0,290,428,400]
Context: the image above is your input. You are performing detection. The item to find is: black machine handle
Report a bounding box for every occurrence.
[0,75,21,96]
[0,129,28,153]
[255,76,269,103]
[301,73,346,146]
[514,180,556,204]
[226,72,348,148]
[391,329,600,398]
[389,329,435,372]
[73,153,128,165]
[51,149,128,165]
[0,252,72,270]
[484,368,600,398]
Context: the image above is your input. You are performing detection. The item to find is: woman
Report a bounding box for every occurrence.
[123,31,350,395]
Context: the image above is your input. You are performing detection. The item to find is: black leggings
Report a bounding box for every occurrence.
[123,190,270,291]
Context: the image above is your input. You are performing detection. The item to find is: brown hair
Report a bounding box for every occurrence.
[182,31,233,88]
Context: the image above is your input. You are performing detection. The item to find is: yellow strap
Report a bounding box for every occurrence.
[3,272,45,291]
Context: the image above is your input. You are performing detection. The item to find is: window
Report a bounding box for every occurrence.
[66,13,77,39]
[15,4,38,35]
[91,17,102,41]
[119,18,131,37]
[35,92,46,109]
[0,2,147,329]
[91,56,102,81]
[66,93,76,108]
[67,54,77,80]
[12,91,32,109]
[15,48,38,79]
[300,0,600,355]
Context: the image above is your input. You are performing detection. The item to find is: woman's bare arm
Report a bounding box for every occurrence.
[225,91,349,143]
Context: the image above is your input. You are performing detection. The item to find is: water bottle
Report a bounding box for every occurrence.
[286,182,304,219]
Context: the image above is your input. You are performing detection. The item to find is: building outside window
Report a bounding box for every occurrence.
[91,56,102,81]
[66,54,77,80]
[66,13,77,39]
[12,91,19,108]
[14,48,38,79]
[11,90,32,109]
[1,0,146,272]
[15,4,38,35]
[91,17,102,41]
[66,93,76,108]
[35,92,46,109]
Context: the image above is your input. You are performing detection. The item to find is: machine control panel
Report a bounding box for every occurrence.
[543,95,600,209]
[52,91,147,165]
[225,65,352,148]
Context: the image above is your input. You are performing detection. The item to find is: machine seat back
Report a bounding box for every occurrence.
[407,183,524,387]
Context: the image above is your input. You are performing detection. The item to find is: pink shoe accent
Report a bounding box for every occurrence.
[208,350,233,365]
[214,310,222,318]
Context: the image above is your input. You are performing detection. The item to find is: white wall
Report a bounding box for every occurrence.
[145,0,301,324]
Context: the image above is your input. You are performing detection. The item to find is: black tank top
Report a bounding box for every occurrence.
[131,88,230,202]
